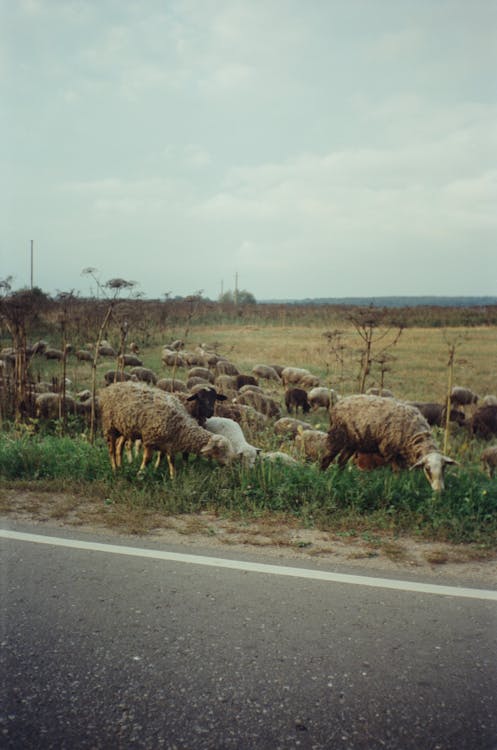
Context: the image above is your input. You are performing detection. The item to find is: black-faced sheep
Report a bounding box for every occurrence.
[99,382,236,476]
[285,387,311,414]
[320,395,456,491]
[471,404,497,439]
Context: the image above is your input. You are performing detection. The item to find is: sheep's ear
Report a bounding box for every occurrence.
[410,457,425,470]
[186,393,197,402]
[216,393,227,402]
[256,448,262,454]
[442,455,458,466]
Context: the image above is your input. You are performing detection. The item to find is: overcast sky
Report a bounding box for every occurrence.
[2,0,496,301]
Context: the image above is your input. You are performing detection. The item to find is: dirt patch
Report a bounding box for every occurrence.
[1,488,496,585]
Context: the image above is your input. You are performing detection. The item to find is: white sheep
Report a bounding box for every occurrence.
[204,416,259,466]
[294,429,328,463]
[321,395,456,491]
[99,382,236,477]
[307,387,339,411]
[258,451,299,466]
[281,366,320,389]
[274,417,315,438]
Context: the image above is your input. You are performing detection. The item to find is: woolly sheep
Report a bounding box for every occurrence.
[281,366,320,389]
[481,446,497,477]
[408,402,466,428]
[258,451,299,466]
[174,386,227,426]
[35,393,78,419]
[215,360,240,377]
[75,349,93,363]
[204,416,259,466]
[214,401,269,432]
[130,366,158,385]
[251,364,281,382]
[104,370,132,385]
[188,366,215,383]
[471,404,497,439]
[238,384,264,395]
[156,378,188,393]
[235,374,258,390]
[119,354,143,367]
[99,382,236,476]
[162,348,186,367]
[214,374,238,393]
[320,395,456,491]
[187,376,211,390]
[482,395,497,407]
[294,429,328,463]
[98,344,116,358]
[450,386,478,407]
[274,417,315,438]
[308,387,339,411]
[284,387,310,414]
[235,390,281,419]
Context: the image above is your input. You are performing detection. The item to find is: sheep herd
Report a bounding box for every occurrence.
[3,337,497,490]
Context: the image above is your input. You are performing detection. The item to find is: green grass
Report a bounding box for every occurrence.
[0,431,496,547]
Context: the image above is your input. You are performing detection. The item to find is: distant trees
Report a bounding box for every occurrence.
[219,289,256,305]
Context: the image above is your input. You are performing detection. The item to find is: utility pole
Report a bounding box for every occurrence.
[234,271,238,306]
[30,240,34,289]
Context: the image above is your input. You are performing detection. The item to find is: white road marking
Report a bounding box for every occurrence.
[1,528,496,601]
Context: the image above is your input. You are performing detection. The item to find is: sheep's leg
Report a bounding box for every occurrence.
[106,434,118,471]
[337,448,354,468]
[166,453,176,479]
[138,445,154,473]
[154,451,162,469]
[114,435,127,467]
[320,444,341,470]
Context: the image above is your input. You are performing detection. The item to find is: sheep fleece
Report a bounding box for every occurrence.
[324,395,440,466]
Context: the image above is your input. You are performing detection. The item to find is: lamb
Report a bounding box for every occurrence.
[99,382,236,476]
[251,364,281,382]
[471,404,497,439]
[285,387,310,414]
[481,446,497,477]
[281,366,320,389]
[204,416,259,467]
[308,387,339,411]
[130,366,158,385]
[320,395,456,491]
[235,390,282,419]
[294,429,328,463]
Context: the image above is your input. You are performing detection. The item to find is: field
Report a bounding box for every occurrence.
[1,296,497,564]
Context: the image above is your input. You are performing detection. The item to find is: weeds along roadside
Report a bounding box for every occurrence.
[0,427,496,550]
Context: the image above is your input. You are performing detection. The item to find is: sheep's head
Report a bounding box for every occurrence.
[411,452,457,491]
[187,387,227,425]
[200,434,235,465]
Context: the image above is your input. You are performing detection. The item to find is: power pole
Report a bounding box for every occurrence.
[30,240,34,289]
[234,271,238,306]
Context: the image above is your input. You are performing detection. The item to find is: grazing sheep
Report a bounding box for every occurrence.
[366,387,394,398]
[258,451,299,466]
[175,385,227,426]
[35,393,78,419]
[471,404,497,439]
[308,387,339,411]
[215,360,240,377]
[320,395,456,491]
[214,374,238,393]
[481,446,497,477]
[188,366,215,383]
[285,387,311,414]
[235,390,281,419]
[75,349,93,363]
[45,345,72,361]
[98,344,116,357]
[162,348,186,367]
[104,370,132,385]
[169,339,185,351]
[129,342,140,354]
[268,364,285,377]
[482,395,497,407]
[186,376,211,390]
[156,378,188,393]
[99,382,236,476]
[408,402,466,428]
[281,367,320,389]
[295,429,328,463]
[450,386,478,408]
[130,366,158,385]
[238,384,264,395]
[274,417,315,438]
[205,416,259,466]
[252,364,281,382]
[235,374,258,390]
[214,401,269,432]
[119,354,143,367]
[30,340,48,355]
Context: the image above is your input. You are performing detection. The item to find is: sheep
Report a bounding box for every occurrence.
[45,345,72,361]
[188,366,215,383]
[103,370,132,385]
[482,395,497,407]
[98,344,116,357]
[258,451,299,466]
[238,384,264,395]
[251,364,281,382]
[308,387,339,411]
[214,401,269,432]
[320,395,456,491]
[481,446,497,477]
[471,404,497,439]
[294,429,328,463]
[214,374,238,393]
[235,374,258,390]
[75,349,93,363]
[99,382,236,476]
[204,416,259,467]
[119,354,143,367]
[186,376,211,390]
[281,366,320,389]
[129,342,140,354]
[235,390,281,419]
[284,387,310,414]
[130,366,158,385]
[408,402,466,428]
[156,378,188,393]
[35,393,78,419]
[215,360,240,377]
[175,385,227,426]
[169,339,185,351]
[161,348,186,367]
[352,452,390,471]
[274,417,315,438]
[366,387,394,398]
[450,386,478,408]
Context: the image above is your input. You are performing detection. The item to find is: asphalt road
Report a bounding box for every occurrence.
[1,523,497,750]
